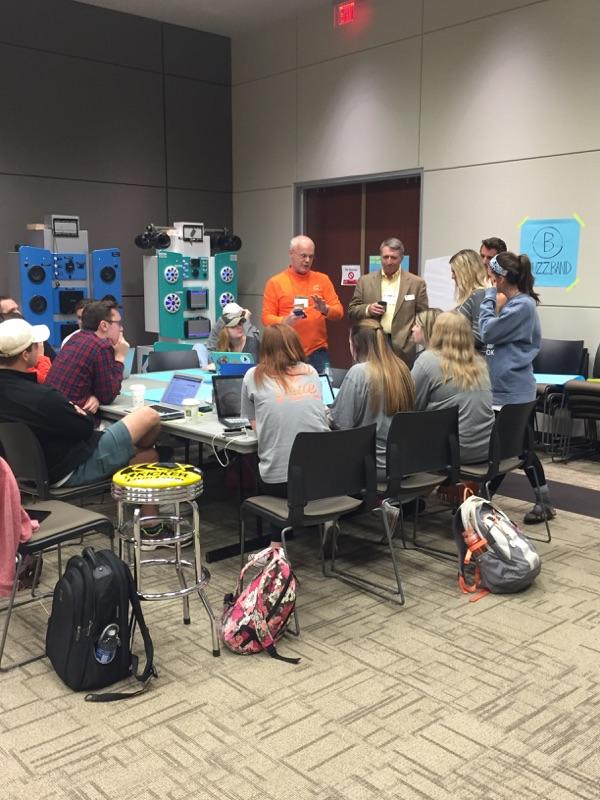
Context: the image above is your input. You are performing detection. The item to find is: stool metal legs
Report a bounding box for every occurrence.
[122,501,220,657]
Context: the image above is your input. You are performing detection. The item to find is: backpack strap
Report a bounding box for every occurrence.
[452,507,489,601]
[85,564,157,703]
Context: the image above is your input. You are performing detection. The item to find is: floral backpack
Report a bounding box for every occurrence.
[221,546,300,664]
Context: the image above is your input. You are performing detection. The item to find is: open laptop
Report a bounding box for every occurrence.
[319,373,336,407]
[212,375,250,429]
[211,351,255,375]
[123,347,136,379]
[124,373,204,419]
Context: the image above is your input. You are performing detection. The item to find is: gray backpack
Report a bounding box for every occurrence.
[453,495,541,599]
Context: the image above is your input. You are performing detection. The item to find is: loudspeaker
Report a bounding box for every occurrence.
[91,248,122,305]
[13,246,55,330]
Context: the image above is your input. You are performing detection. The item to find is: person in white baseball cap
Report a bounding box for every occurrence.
[0,317,50,358]
[206,302,260,354]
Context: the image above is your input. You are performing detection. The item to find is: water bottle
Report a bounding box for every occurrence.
[95,623,121,664]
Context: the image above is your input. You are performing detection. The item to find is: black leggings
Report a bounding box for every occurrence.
[259,479,288,541]
[488,447,547,496]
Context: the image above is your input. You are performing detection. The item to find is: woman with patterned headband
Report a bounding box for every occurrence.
[479,251,555,525]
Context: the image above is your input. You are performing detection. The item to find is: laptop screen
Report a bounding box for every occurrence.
[161,373,204,406]
[211,351,255,366]
[213,375,244,418]
[123,347,136,379]
[319,374,335,406]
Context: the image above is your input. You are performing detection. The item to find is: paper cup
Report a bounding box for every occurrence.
[182,398,200,422]
[129,383,146,408]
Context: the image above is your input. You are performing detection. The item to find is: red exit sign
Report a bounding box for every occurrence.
[334,0,357,27]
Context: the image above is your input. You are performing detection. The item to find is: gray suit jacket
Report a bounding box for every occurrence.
[348,270,428,366]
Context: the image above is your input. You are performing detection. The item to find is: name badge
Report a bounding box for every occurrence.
[404,294,415,301]
[382,290,397,304]
[294,296,309,308]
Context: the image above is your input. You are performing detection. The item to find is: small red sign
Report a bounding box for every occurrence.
[334,1,357,27]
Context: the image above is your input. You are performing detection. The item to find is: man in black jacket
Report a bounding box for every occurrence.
[0,317,160,488]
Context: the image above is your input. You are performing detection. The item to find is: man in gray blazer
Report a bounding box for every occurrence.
[348,237,428,367]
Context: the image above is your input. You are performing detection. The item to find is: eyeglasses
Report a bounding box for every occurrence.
[104,319,123,328]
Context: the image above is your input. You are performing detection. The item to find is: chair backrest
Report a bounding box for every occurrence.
[564,380,600,421]
[286,425,377,527]
[0,422,49,499]
[386,407,460,493]
[488,401,536,471]
[593,343,600,379]
[146,349,200,373]
[533,338,585,375]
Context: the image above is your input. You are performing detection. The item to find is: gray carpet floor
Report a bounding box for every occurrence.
[2,456,600,800]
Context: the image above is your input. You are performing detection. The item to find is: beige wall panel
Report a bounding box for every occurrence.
[422,152,599,311]
[421,0,600,169]
[424,0,537,31]
[297,38,421,182]
[233,72,297,192]
[233,187,294,296]
[232,19,297,85]
[297,0,421,67]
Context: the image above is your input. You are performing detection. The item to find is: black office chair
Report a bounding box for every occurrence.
[458,400,551,543]
[365,408,460,594]
[240,425,377,629]
[592,344,600,379]
[0,422,110,503]
[0,467,114,671]
[558,380,600,461]
[146,349,200,373]
[533,338,586,451]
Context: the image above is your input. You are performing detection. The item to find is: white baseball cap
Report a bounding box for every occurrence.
[0,318,50,357]
[222,302,243,317]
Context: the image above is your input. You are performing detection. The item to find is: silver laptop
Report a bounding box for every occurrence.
[125,373,204,419]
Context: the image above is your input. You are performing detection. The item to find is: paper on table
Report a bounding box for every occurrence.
[423,256,455,311]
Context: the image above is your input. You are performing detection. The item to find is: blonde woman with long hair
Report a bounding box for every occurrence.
[411,311,494,464]
[329,319,414,481]
[449,248,489,350]
[411,308,443,355]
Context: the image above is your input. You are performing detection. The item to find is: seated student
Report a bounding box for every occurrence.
[211,305,260,363]
[61,297,94,348]
[329,319,415,482]
[46,300,129,414]
[411,308,442,359]
[411,311,494,464]
[0,317,160,485]
[0,318,171,541]
[241,324,329,543]
[206,302,260,353]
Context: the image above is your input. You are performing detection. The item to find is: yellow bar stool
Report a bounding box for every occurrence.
[111,462,220,657]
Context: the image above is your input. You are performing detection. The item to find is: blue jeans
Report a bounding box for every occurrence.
[307,348,330,375]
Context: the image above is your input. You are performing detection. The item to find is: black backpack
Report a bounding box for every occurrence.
[46,547,156,702]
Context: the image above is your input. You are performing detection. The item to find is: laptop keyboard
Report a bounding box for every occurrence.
[223,416,250,427]
[149,404,185,417]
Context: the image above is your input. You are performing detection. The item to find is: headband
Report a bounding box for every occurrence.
[488,255,508,277]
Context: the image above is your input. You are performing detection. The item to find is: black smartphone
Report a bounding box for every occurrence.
[293,307,307,318]
[378,300,387,309]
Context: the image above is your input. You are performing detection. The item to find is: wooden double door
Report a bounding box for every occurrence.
[304,175,421,368]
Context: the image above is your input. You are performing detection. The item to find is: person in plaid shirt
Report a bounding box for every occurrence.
[46,300,129,414]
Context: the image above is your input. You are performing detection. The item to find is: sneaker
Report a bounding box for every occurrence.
[141,522,177,550]
[523,504,556,525]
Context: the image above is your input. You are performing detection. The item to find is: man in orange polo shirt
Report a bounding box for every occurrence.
[262,235,343,372]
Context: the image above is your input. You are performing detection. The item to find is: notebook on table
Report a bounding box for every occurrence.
[212,375,250,429]
[124,373,204,419]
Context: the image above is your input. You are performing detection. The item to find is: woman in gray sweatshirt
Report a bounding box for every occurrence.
[479,251,555,524]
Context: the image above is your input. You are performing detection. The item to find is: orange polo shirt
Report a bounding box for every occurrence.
[262,267,344,356]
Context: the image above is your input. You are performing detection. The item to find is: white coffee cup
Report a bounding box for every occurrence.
[129,383,146,408]
[182,397,200,422]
